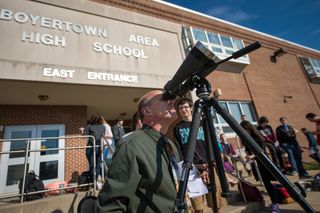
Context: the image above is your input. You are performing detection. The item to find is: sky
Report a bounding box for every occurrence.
[164,0,320,51]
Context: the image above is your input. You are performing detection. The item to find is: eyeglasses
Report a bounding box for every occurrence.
[179,106,190,110]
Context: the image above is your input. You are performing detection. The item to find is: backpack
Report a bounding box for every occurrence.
[78,171,92,191]
[19,170,45,201]
[238,179,263,202]
[272,183,294,204]
[310,173,320,191]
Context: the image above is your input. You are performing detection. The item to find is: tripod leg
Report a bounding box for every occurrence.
[202,119,218,213]
[203,104,231,198]
[210,97,316,213]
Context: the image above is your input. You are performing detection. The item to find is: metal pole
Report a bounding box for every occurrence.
[20,139,31,203]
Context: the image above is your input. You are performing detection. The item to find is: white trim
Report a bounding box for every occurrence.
[35,125,65,185]
[153,0,320,53]
[0,126,37,193]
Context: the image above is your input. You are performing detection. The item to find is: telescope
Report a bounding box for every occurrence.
[163,41,261,100]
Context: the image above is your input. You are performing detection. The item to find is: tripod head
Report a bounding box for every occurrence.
[163,41,261,100]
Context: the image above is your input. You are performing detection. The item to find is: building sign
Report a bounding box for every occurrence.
[0,0,183,88]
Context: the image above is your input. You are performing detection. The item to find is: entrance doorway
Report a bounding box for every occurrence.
[0,125,65,193]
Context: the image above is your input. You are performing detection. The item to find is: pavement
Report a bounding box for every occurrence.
[204,169,320,213]
[255,169,320,213]
[0,168,318,213]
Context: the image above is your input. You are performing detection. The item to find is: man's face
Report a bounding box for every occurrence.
[280,118,288,125]
[146,91,177,123]
[178,103,192,120]
[220,134,227,143]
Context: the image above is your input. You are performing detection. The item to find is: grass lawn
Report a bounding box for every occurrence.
[303,161,320,170]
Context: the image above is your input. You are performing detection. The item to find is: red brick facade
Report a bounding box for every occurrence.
[91,0,320,160]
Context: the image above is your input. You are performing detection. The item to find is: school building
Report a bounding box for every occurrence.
[0,0,320,194]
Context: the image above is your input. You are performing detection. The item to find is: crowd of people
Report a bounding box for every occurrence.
[80,90,320,213]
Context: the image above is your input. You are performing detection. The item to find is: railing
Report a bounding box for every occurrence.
[0,135,114,203]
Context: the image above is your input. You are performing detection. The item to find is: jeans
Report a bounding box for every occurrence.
[265,143,281,168]
[102,142,115,176]
[281,143,307,176]
[310,153,320,164]
[86,146,101,181]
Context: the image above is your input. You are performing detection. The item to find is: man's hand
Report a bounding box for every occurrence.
[195,163,208,172]
[200,170,209,184]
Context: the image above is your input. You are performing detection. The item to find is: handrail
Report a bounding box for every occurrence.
[0,135,112,202]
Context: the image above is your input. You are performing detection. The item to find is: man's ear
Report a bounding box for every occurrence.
[141,106,152,117]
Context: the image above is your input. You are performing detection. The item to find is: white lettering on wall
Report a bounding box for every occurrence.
[43,67,75,78]
[87,72,138,83]
[129,34,159,47]
[0,8,108,38]
[92,42,148,59]
[21,31,66,47]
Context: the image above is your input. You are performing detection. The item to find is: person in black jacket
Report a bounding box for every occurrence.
[112,117,125,147]
[241,120,280,213]
[275,117,310,179]
[257,116,285,172]
[83,112,108,180]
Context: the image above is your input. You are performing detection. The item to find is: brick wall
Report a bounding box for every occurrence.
[91,0,320,162]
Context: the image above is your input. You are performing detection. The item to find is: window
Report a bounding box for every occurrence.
[310,58,320,74]
[192,28,207,43]
[40,161,58,180]
[41,130,59,155]
[300,57,320,82]
[189,27,249,61]
[212,101,257,135]
[220,35,233,48]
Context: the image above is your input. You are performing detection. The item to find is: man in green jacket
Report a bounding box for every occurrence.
[97,90,179,212]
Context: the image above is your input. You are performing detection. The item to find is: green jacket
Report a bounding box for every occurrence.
[97,126,179,213]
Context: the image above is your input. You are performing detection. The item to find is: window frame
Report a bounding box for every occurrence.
[189,27,249,61]
[300,56,320,80]
[212,101,257,136]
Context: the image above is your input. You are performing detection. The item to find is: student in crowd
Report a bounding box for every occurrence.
[301,127,320,164]
[112,117,125,147]
[173,98,227,213]
[83,112,110,181]
[240,114,248,122]
[101,118,114,172]
[276,117,310,178]
[257,116,285,172]
[220,133,251,177]
[131,111,143,131]
[122,112,143,138]
[240,120,281,213]
[97,90,180,212]
[305,112,320,145]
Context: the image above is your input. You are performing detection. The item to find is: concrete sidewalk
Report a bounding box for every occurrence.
[256,169,320,213]
[204,169,320,213]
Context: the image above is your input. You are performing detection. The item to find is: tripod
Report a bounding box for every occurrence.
[175,76,231,213]
[174,74,316,213]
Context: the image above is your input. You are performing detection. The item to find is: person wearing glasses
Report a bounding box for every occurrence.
[174,98,227,213]
[98,90,180,212]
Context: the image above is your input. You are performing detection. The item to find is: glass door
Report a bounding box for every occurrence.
[0,126,36,193]
[0,125,65,193]
[35,125,65,185]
